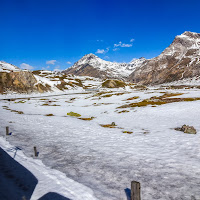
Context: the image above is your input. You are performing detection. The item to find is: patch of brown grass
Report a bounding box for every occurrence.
[118,110,129,113]
[67,112,81,117]
[93,91,112,97]
[78,117,94,121]
[100,124,117,128]
[42,103,60,106]
[102,92,125,98]
[152,93,184,99]
[45,114,54,116]
[123,131,133,134]
[118,100,166,108]
[9,109,24,114]
[126,96,139,100]
[42,103,49,106]
[133,85,147,90]
[118,92,200,109]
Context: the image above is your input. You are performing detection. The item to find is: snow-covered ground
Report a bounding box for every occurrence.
[0,138,98,200]
[0,87,200,200]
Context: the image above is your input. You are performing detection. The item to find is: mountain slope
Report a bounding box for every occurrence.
[0,61,21,73]
[128,31,200,84]
[63,54,146,79]
[0,62,55,94]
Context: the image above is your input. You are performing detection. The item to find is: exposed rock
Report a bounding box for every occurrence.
[0,71,51,94]
[175,124,197,134]
[0,71,37,93]
[102,79,126,88]
[128,31,200,85]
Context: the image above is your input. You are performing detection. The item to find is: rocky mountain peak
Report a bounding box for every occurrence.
[181,31,200,38]
[79,53,98,62]
[64,53,147,79]
[128,31,200,85]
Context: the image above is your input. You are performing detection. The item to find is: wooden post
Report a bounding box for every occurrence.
[131,181,141,200]
[34,146,38,157]
[6,126,9,135]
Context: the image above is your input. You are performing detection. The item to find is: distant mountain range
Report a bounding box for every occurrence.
[64,31,200,84]
[1,31,200,94]
[63,53,146,80]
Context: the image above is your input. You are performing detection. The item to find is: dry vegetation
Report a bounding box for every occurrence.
[126,96,139,101]
[45,114,54,116]
[67,112,81,117]
[118,92,200,108]
[78,117,94,121]
[118,110,129,113]
[123,131,133,134]
[100,123,117,128]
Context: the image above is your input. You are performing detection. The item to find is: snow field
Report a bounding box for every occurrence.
[0,88,200,199]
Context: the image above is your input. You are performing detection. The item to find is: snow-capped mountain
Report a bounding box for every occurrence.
[0,61,21,73]
[63,54,146,79]
[64,31,200,85]
[128,31,200,84]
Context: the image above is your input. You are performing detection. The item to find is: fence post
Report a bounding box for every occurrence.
[34,146,38,157]
[131,181,141,200]
[6,126,9,135]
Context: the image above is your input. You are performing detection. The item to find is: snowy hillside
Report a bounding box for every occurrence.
[0,61,21,73]
[64,54,146,79]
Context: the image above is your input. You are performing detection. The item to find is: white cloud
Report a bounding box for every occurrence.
[130,38,135,42]
[46,60,57,65]
[114,41,132,48]
[121,43,132,47]
[114,41,122,47]
[41,66,50,70]
[96,47,109,54]
[113,48,120,51]
[66,61,71,64]
[53,68,61,72]
[20,63,34,70]
[104,56,110,60]
[96,49,105,54]
[53,65,62,72]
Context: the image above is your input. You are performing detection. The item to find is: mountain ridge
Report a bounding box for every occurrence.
[64,31,200,84]
[63,54,147,79]
[128,31,200,84]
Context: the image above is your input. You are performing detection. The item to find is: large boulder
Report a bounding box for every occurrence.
[175,124,197,134]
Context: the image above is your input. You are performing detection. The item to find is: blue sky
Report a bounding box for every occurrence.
[1,0,200,71]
